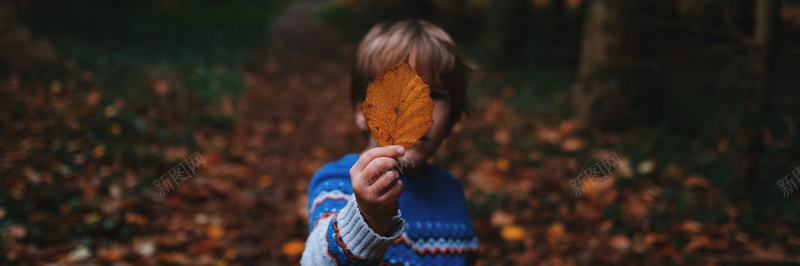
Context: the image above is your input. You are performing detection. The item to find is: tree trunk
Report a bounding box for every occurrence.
[740,0,779,199]
[570,0,632,128]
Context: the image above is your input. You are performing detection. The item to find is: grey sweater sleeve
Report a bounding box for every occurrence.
[301,194,405,265]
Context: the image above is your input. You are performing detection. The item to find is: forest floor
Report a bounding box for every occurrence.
[1,1,799,265]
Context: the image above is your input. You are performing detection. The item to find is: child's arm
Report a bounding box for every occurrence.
[301,146,406,265]
[350,146,406,235]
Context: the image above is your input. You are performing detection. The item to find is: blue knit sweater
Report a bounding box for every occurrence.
[301,154,478,265]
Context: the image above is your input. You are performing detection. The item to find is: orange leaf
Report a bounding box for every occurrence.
[609,234,631,251]
[679,220,703,235]
[93,144,105,158]
[546,222,565,242]
[87,91,101,106]
[282,239,305,257]
[500,225,525,241]
[110,123,122,135]
[685,235,712,252]
[206,225,225,239]
[363,56,434,148]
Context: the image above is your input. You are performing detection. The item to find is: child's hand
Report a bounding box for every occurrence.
[350,146,405,236]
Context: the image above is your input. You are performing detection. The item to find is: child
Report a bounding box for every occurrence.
[302,20,478,265]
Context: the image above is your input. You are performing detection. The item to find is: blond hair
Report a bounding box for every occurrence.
[350,20,471,135]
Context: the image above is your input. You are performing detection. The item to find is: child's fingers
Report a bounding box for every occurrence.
[350,146,405,176]
[362,157,400,185]
[370,170,400,197]
[379,177,403,201]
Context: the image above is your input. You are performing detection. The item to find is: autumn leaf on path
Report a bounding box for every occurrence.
[363,56,434,148]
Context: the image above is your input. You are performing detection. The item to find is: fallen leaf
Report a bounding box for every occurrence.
[683,175,711,189]
[87,91,101,106]
[153,80,170,95]
[559,119,579,135]
[362,56,434,148]
[494,128,510,145]
[93,144,105,158]
[110,123,122,135]
[685,235,711,252]
[495,158,511,172]
[126,212,147,225]
[50,80,62,93]
[191,239,220,254]
[680,220,703,235]
[68,244,92,262]
[311,146,328,158]
[609,234,630,251]
[500,225,525,241]
[206,225,225,239]
[637,159,656,174]
[259,175,273,188]
[134,238,156,257]
[84,213,101,224]
[490,210,515,228]
[282,239,305,257]
[3,225,26,241]
[561,137,584,152]
[645,233,667,246]
[546,222,565,244]
[98,245,124,261]
[224,249,237,260]
[536,128,562,144]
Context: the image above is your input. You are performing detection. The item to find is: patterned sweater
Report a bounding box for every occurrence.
[301,154,479,265]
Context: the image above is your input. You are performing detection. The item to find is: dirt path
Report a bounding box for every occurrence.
[185,2,365,263]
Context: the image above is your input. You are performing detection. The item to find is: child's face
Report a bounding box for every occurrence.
[400,64,450,168]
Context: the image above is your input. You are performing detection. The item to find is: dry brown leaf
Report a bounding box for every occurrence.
[500,225,525,241]
[685,235,712,252]
[98,245,124,261]
[546,222,565,244]
[87,91,101,106]
[637,159,656,174]
[494,128,510,145]
[490,210,515,228]
[683,175,711,189]
[190,239,220,254]
[93,144,105,158]
[224,249,237,260]
[282,239,305,257]
[561,137,584,152]
[559,119,579,135]
[110,123,122,135]
[153,80,170,95]
[363,56,434,148]
[206,225,225,239]
[645,233,667,246]
[679,220,703,235]
[126,212,147,225]
[609,234,631,251]
[495,158,511,172]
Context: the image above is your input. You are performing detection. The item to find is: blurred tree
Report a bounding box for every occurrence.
[480,0,530,68]
[373,0,436,22]
[570,0,635,128]
[548,0,568,46]
[739,0,780,199]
